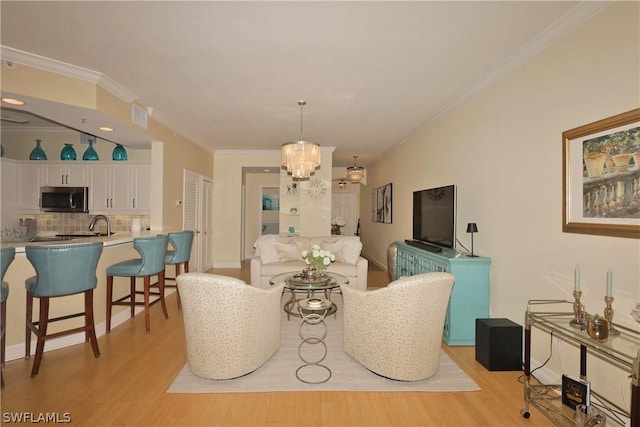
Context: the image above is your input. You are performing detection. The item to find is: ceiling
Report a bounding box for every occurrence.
[0,1,607,167]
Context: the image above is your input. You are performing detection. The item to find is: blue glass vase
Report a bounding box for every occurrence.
[60,143,77,160]
[29,139,47,160]
[112,144,128,161]
[82,139,99,161]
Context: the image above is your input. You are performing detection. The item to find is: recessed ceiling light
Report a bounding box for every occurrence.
[1,97,25,106]
[99,126,114,132]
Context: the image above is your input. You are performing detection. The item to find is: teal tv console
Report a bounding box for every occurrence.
[395,241,491,346]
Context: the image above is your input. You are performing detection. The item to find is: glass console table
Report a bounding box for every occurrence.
[521,300,640,426]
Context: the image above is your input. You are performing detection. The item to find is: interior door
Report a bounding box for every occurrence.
[183,170,201,271]
[331,191,357,236]
[201,178,214,271]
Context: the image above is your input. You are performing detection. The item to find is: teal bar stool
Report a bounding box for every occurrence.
[24,242,103,377]
[163,231,194,310]
[1,247,16,387]
[106,235,169,333]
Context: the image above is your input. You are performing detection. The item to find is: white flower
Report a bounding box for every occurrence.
[331,217,346,227]
[323,257,331,266]
[301,245,336,271]
[301,250,308,258]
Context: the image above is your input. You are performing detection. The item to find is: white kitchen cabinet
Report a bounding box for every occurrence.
[129,164,151,212]
[89,163,150,214]
[42,163,89,186]
[1,159,18,226]
[17,162,44,212]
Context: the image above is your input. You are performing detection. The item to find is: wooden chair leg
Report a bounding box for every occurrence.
[175,264,182,310]
[106,275,113,333]
[25,291,34,357]
[85,290,100,358]
[1,299,5,389]
[1,299,6,367]
[159,270,169,320]
[143,275,151,333]
[31,297,49,377]
[130,277,136,319]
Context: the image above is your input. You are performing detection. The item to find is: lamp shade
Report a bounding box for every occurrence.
[347,155,365,183]
[466,223,478,233]
[281,141,321,179]
[281,100,321,179]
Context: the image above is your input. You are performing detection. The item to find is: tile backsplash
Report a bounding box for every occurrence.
[31,213,150,235]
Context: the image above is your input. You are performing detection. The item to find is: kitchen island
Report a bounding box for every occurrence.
[1,232,171,362]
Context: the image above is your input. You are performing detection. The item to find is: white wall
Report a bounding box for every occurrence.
[362,1,639,407]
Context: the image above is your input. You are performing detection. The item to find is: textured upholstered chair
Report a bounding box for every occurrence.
[24,243,103,377]
[106,235,169,334]
[340,271,455,381]
[1,247,16,387]
[163,230,194,310]
[176,273,285,379]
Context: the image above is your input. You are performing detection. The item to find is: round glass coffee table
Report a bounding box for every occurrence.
[270,271,349,320]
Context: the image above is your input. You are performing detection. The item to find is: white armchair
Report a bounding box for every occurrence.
[340,272,455,381]
[176,273,285,379]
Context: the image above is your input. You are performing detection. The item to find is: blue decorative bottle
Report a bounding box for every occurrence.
[29,139,47,160]
[82,138,99,161]
[112,144,128,161]
[60,143,77,160]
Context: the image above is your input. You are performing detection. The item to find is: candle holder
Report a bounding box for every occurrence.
[604,296,620,336]
[570,290,586,328]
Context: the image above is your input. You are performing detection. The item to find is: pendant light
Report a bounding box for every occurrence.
[347,155,365,183]
[281,100,321,180]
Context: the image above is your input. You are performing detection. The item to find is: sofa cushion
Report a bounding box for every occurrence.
[320,239,345,262]
[311,236,362,265]
[275,241,301,262]
[326,262,358,278]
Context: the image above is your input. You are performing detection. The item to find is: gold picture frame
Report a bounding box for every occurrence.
[562,108,640,239]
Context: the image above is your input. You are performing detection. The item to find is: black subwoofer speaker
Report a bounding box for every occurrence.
[475,318,523,371]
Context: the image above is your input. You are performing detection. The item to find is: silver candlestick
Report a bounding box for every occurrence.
[604,296,620,336]
[570,290,586,328]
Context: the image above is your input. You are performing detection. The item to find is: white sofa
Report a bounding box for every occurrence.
[250,234,368,290]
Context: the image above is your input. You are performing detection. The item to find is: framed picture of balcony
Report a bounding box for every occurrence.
[562,108,640,239]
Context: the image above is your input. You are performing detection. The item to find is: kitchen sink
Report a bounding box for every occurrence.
[55,232,116,238]
[29,236,76,242]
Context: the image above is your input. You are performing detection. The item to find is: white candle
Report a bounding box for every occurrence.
[606,269,613,297]
[574,263,580,292]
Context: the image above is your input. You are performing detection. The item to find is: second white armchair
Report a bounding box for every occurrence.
[340,271,455,381]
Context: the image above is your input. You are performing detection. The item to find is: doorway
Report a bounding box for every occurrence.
[261,186,279,235]
[331,191,357,236]
[183,170,214,272]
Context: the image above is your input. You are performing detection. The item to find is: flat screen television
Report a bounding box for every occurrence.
[412,185,457,249]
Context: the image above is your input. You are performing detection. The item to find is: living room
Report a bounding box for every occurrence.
[1,1,639,425]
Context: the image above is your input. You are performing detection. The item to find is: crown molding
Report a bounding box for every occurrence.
[0,45,138,104]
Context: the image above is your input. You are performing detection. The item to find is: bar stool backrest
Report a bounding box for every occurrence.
[166,231,194,264]
[133,235,169,276]
[25,243,103,298]
[1,248,15,282]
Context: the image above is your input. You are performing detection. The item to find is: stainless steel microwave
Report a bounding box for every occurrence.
[40,186,89,213]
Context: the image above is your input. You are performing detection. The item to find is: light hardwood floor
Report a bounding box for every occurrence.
[1,263,553,426]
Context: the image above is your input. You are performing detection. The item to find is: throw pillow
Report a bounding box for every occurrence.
[321,239,345,263]
[275,241,301,262]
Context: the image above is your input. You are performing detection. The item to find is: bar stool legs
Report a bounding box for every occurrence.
[25,289,100,377]
[106,270,169,334]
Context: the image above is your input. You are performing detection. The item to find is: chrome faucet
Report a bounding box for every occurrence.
[89,214,111,236]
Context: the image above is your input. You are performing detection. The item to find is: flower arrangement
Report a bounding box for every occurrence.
[301,244,335,273]
[331,217,346,228]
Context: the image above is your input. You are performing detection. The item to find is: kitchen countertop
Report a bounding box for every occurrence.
[1,231,159,254]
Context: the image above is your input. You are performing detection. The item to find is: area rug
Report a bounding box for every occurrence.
[167,294,480,393]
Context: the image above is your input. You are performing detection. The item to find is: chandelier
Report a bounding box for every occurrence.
[281,100,321,180]
[347,155,365,183]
